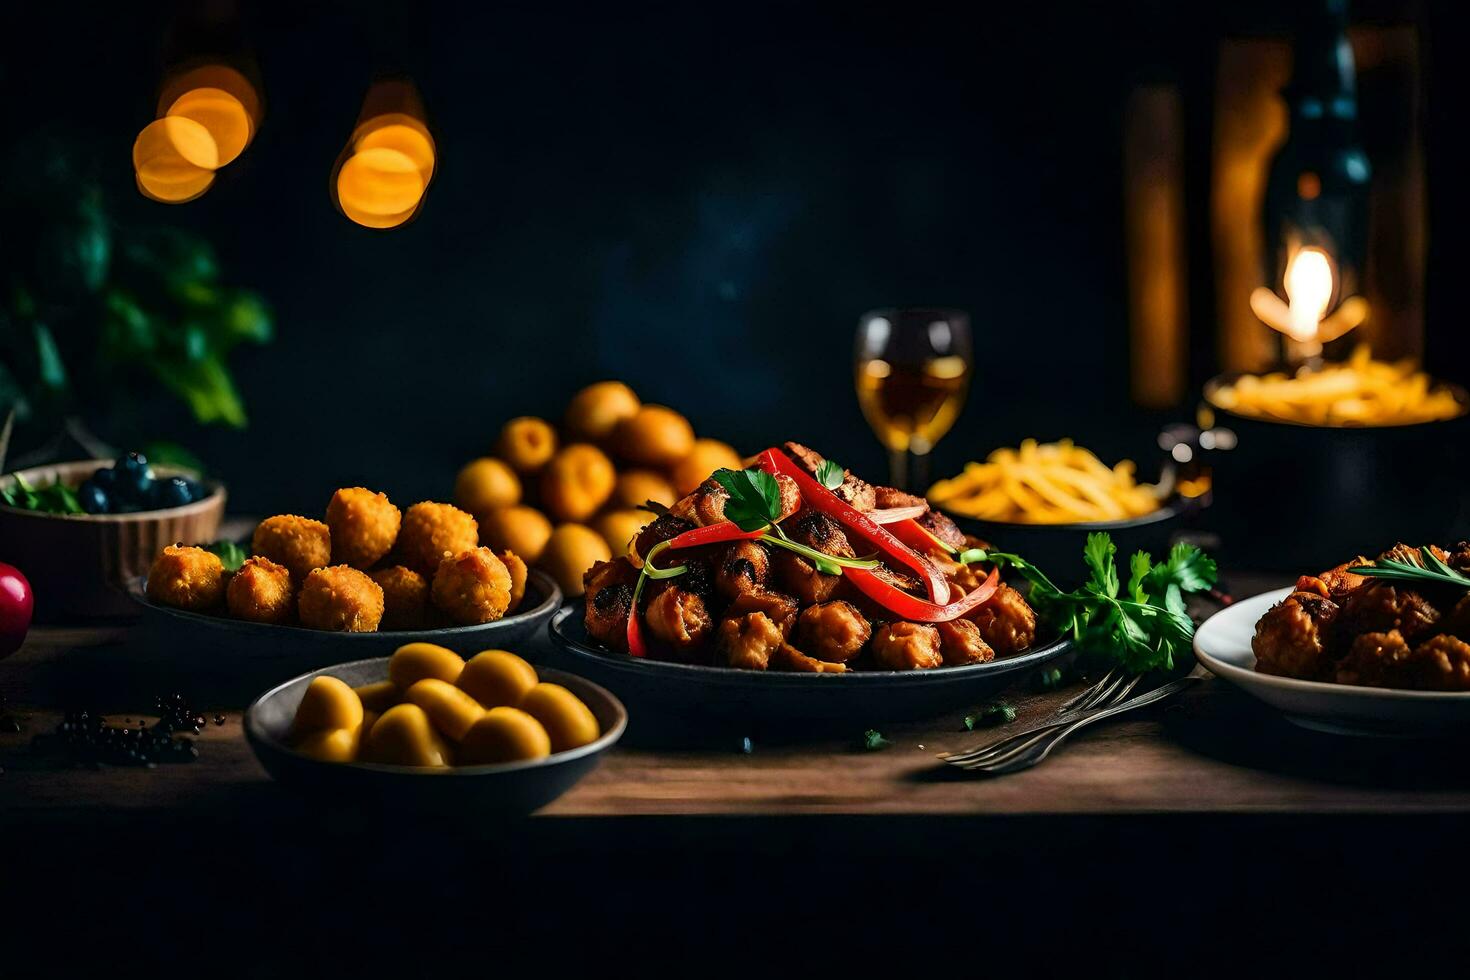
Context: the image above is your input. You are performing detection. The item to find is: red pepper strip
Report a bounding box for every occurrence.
[845,565,1000,623]
[888,518,950,557]
[756,448,951,604]
[666,522,767,551]
[626,602,648,657]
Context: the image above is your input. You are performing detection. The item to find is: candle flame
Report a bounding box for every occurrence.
[1249,244,1368,356]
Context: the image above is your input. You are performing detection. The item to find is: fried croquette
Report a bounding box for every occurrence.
[431,547,512,625]
[397,501,479,576]
[870,621,944,670]
[368,565,430,630]
[297,565,384,632]
[252,514,332,582]
[146,545,225,611]
[226,556,294,624]
[499,549,529,612]
[325,487,401,569]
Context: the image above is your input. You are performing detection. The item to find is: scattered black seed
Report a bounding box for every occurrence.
[31,694,208,767]
[213,714,225,727]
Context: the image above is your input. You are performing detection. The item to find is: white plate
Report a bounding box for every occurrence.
[1194,587,1470,737]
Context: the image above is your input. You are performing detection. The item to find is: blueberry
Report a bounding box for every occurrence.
[152,477,194,509]
[114,452,154,502]
[78,480,111,514]
[90,466,118,491]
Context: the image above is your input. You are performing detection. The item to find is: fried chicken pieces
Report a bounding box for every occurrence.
[1253,542,1470,690]
[581,442,1040,671]
[147,487,531,632]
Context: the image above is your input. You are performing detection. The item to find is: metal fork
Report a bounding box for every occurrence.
[942,665,1208,773]
[944,669,1145,768]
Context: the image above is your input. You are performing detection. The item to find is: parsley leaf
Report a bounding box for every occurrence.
[963,701,1016,730]
[1083,532,1119,598]
[816,459,845,491]
[204,540,248,572]
[1145,541,1218,596]
[711,467,783,532]
[862,729,892,751]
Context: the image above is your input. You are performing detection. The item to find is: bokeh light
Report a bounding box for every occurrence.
[336,147,426,217]
[135,63,262,204]
[354,113,435,182]
[167,87,253,165]
[332,86,436,229]
[133,117,219,203]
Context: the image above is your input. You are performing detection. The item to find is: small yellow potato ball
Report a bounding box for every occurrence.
[296,566,385,632]
[389,642,465,688]
[292,675,365,735]
[478,506,554,563]
[396,501,479,576]
[405,678,486,741]
[361,709,380,739]
[353,680,403,713]
[226,556,294,624]
[519,683,600,753]
[671,439,743,496]
[431,547,512,625]
[613,405,695,468]
[499,550,529,612]
[539,444,616,522]
[293,726,361,763]
[363,703,450,767]
[457,707,551,765]
[457,649,539,708]
[146,545,225,611]
[454,458,521,515]
[594,509,652,557]
[565,380,641,443]
[325,487,401,570]
[539,523,612,597]
[368,565,430,630]
[612,469,677,510]
[251,515,332,583]
[496,417,558,473]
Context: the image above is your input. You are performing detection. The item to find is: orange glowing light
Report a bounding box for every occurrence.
[1297,171,1321,200]
[354,113,435,182]
[133,116,219,204]
[1249,245,1368,355]
[167,87,253,165]
[158,64,262,129]
[336,147,426,219]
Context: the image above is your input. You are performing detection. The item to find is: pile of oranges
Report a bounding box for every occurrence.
[454,382,742,597]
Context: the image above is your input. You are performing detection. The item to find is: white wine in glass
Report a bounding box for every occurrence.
[854,308,973,490]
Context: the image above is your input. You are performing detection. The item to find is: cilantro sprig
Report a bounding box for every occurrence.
[711,467,784,532]
[971,534,1217,673]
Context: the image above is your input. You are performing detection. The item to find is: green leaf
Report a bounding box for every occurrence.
[152,355,248,428]
[1127,550,1152,603]
[963,701,1016,730]
[32,322,67,392]
[711,467,783,532]
[1083,532,1119,599]
[816,459,845,491]
[204,540,248,573]
[1145,541,1218,596]
[861,729,892,751]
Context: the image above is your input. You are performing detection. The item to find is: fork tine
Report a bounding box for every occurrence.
[942,670,1146,766]
[1056,669,1116,714]
[1072,671,1126,712]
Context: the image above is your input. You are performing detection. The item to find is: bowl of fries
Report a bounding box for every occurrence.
[1202,349,1470,570]
[928,439,1187,582]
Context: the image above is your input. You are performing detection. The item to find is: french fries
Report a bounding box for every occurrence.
[928,439,1161,525]
[1209,346,1464,427]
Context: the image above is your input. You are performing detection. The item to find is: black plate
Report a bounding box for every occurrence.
[545,602,1071,735]
[245,656,626,815]
[946,499,1191,588]
[126,569,561,701]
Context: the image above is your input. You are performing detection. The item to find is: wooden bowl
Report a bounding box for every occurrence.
[0,460,226,621]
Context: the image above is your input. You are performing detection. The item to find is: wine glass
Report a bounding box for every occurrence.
[854,308,973,491]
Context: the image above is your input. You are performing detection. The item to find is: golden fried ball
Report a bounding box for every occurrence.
[499,549,529,612]
[594,509,652,557]
[565,380,640,443]
[611,469,677,510]
[612,405,695,468]
[671,439,742,496]
[226,556,294,624]
[297,565,385,632]
[454,458,521,515]
[496,416,558,473]
[325,487,401,569]
[539,444,616,522]
[146,545,225,611]
[539,523,611,598]
[478,505,553,563]
[396,501,479,576]
[252,515,332,582]
[369,565,430,630]
[431,547,512,625]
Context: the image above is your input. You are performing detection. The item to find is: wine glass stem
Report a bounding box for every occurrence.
[908,450,930,494]
[887,448,908,490]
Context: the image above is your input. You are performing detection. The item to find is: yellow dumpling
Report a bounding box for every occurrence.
[405,678,486,741]
[388,642,465,689]
[353,680,403,713]
[458,707,551,765]
[457,650,538,708]
[519,683,600,753]
[292,676,364,736]
[294,726,361,763]
[363,703,450,767]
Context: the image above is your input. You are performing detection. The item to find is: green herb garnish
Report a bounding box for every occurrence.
[204,540,248,572]
[972,534,1217,674]
[816,459,845,491]
[1348,547,1470,590]
[1,474,83,514]
[862,729,892,751]
[711,467,784,531]
[963,702,1016,730]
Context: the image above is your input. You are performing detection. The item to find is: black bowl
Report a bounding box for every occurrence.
[544,603,1071,738]
[1202,377,1470,571]
[944,499,1191,588]
[245,657,627,814]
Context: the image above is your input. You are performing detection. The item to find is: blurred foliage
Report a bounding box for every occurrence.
[0,133,272,442]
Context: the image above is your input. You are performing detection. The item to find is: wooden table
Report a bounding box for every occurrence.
[4,579,1467,970]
